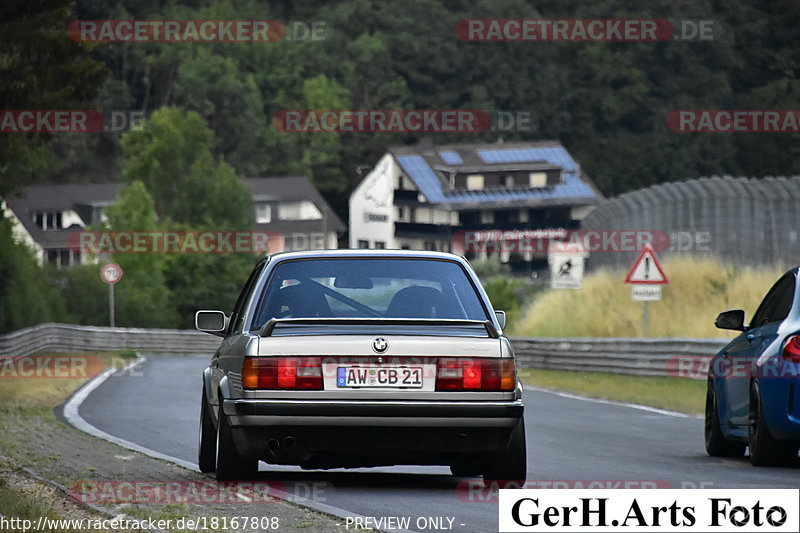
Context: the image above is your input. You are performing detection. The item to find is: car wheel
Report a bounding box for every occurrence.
[748,380,797,466]
[198,385,216,473]
[482,418,527,487]
[215,402,258,481]
[704,380,746,457]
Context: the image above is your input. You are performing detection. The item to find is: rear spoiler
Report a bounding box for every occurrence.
[258,318,499,338]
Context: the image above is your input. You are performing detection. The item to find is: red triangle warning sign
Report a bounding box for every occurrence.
[624,244,668,285]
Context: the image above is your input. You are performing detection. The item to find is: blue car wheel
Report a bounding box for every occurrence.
[748,380,798,466]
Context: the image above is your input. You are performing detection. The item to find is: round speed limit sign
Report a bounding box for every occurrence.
[100,263,123,285]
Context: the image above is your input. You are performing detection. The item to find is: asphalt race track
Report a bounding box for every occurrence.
[75,355,800,533]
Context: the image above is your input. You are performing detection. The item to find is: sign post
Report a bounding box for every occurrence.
[624,244,668,337]
[548,241,588,290]
[100,263,123,327]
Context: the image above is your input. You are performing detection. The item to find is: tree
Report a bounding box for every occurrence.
[102,180,179,327]
[0,207,69,332]
[299,75,351,195]
[121,107,252,230]
[0,0,107,195]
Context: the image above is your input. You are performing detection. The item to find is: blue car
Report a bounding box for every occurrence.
[706,267,800,466]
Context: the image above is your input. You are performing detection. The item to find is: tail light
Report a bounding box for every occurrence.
[782,336,800,364]
[242,357,323,389]
[436,358,516,391]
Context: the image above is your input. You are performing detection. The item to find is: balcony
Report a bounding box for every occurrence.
[394,222,453,239]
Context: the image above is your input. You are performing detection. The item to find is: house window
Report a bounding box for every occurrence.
[374,241,385,249]
[255,203,271,224]
[278,201,322,221]
[466,175,484,190]
[480,211,494,225]
[358,240,369,249]
[45,248,76,268]
[397,207,405,221]
[34,212,63,230]
[504,175,515,188]
[529,172,548,187]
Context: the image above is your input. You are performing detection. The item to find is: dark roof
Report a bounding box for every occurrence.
[3,177,345,251]
[4,183,123,249]
[244,177,345,233]
[388,141,603,209]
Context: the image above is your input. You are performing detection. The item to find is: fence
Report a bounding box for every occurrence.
[0,323,727,379]
[511,337,724,378]
[0,323,220,359]
[581,175,800,270]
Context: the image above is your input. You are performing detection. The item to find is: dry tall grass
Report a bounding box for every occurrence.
[511,257,789,338]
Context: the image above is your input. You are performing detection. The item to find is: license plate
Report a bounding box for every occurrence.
[336,366,424,388]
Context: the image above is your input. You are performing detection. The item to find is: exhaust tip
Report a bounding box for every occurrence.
[267,438,280,451]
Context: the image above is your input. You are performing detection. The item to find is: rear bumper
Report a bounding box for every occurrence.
[222,398,524,464]
[759,376,800,441]
[223,398,524,427]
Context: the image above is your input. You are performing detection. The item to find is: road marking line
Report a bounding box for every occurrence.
[62,355,198,471]
[524,385,702,419]
[62,354,418,533]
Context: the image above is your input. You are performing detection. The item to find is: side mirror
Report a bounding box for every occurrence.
[715,309,746,331]
[494,310,507,329]
[195,310,228,337]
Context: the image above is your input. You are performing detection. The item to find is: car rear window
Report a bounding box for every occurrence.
[251,258,488,329]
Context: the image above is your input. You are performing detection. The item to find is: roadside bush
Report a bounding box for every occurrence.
[512,256,781,338]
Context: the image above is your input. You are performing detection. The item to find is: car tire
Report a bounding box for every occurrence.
[704,380,746,457]
[198,385,216,473]
[749,380,798,466]
[215,402,258,481]
[482,418,527,487]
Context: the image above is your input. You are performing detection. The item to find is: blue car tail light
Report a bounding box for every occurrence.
[781,335,800,364]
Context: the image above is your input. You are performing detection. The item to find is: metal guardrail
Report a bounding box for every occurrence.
[0,323,728,380]
[0,323,220,359]
[510,337,726,379]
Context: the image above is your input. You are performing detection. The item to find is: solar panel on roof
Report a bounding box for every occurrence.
[395,155,445,203]
[476,147,579,173]
[438,150,463,165]
[395,148,596,206]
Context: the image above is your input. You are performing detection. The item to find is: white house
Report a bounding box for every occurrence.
[349,140,603,271]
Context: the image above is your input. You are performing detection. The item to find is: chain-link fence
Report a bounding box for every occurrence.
[581,176,800,270]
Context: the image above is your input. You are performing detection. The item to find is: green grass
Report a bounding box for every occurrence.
[519,368,706,415]
[0,478,82,533]
[0,351,131,411]
[0,351,134,532]
[510,257,783,338]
